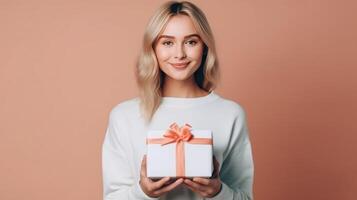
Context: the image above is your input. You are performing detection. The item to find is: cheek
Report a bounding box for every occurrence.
[155,47,171,62]
[187,46,203,60]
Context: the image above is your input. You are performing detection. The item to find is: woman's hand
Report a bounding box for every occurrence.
[183,156,222,198]
[139,155,184,198]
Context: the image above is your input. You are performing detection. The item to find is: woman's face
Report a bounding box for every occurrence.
[154,14,204,81]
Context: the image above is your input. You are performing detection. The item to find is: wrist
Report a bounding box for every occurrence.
[208,182,222,198]
[135,181,159,200]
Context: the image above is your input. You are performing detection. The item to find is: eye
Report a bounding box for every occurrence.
[186,40,198,46]
[162,41,173,46]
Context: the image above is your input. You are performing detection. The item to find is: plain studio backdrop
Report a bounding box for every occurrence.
[0,0,356,199]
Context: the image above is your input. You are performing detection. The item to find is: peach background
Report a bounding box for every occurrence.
[1,0,356,199]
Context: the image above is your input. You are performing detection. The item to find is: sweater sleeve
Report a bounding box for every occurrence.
[102,110,159,200]
[207,106,254,200]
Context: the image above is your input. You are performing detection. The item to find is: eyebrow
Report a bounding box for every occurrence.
[157,34,201,40]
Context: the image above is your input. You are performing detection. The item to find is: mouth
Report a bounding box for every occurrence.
[170,62,190,69]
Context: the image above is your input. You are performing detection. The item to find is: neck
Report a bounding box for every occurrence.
[161,76,208,98]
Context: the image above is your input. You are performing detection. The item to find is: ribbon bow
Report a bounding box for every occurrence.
[161,123,193,145]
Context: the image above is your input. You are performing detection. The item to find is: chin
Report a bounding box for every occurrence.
[168,75,191,81]
[165,72,193,81]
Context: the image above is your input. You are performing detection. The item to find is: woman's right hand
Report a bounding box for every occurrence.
[139,155,184,198]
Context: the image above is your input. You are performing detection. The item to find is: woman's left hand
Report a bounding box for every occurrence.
[183,156,222,198]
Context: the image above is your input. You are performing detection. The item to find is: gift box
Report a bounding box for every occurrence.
[146,122,213,178]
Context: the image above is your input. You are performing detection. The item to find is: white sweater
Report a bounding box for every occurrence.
[102,91,254,200]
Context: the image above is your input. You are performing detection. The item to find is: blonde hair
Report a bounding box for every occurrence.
[135,1,220,125]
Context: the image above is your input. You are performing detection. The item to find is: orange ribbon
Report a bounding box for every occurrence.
[146,122,212,177]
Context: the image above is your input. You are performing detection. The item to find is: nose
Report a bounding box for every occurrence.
[174,44,186,59]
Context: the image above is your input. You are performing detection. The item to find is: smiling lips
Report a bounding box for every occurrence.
[170,62,190,69]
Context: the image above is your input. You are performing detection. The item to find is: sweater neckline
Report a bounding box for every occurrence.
[160,90,219,107]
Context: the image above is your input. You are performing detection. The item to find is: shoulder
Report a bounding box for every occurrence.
[108,97,140,121]
[214,93,247,119]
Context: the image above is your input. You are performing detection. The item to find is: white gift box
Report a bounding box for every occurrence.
[146,126,213,179]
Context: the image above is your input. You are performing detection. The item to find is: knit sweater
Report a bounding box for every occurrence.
[102,91,254,200]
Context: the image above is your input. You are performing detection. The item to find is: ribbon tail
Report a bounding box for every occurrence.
[160,138,177,146]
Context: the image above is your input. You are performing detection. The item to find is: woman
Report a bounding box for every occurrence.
[102,1,254,199]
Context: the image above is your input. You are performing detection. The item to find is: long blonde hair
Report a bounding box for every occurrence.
[135,1,220,125]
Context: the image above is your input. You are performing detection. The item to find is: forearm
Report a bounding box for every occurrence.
[205,182,253,200]
[104,182,159,200]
